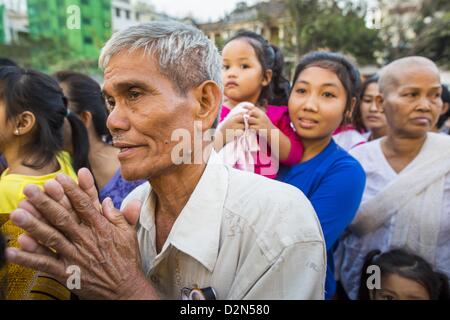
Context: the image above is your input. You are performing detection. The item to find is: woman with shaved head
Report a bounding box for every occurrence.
[336,56,450,299]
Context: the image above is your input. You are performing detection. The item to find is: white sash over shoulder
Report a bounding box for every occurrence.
[350,133,450,264]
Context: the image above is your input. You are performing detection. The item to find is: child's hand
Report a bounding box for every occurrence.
[214,113,246,150]
[246,106,275,131]
[221,113,246,132]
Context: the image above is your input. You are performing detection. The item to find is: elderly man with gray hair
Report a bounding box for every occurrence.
[5,21,326,300]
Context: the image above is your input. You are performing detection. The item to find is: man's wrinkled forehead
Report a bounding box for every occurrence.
[102,50,160,94]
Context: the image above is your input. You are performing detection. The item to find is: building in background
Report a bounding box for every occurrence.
[0,0,28,44]
[27,0,112,60]
[112,0,181,33]
[112,0,135,32]
[199,0,294,50]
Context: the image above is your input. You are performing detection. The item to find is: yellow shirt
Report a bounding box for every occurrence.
[0,151,78,214]
[0,151,77,300]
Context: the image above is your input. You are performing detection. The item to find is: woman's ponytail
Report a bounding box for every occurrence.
[268,44,290,106]
[65,110,91,173]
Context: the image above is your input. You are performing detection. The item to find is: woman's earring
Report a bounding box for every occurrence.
[14,129,19,135]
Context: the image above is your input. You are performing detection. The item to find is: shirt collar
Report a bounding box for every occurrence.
[139,150,228,272]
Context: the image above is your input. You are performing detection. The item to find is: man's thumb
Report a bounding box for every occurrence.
[102,198,141,227]
[122,200,141,226]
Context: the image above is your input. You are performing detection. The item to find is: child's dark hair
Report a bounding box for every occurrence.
[352,74,379,133]
[224,30,291,106]
[359,249,450,300]
[437,84,450,130]
[0,66,90,172]
[54,71,112,144]
[292,51,362,125]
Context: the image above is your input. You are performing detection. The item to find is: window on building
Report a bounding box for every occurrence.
[84,36,93,44]
[125,10,131,20]
[115,8,121,17]
[135,12,140,21]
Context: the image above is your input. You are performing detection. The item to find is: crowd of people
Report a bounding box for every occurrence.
[0,20,449,300]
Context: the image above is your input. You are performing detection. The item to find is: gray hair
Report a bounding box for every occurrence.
[99,21,223,126]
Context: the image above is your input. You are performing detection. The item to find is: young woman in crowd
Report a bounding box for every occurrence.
[352,75,388,141]
[434,84,450,134]
[214,31,303,179]
[55,71,144,209]
[278,51,366,299]
[359,249,449,300]
[0,66,89,299]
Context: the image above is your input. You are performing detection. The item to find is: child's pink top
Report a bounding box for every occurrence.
[220,105,303,179]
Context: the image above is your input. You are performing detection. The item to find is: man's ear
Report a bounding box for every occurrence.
[375,94,384,113]
[193,80,222,130]
[262,69,273,87]
[14,111,36,136]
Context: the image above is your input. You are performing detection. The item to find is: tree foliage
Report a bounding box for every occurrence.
[410,0,450,68]
[0,35,101,75]
[285,0,382,65]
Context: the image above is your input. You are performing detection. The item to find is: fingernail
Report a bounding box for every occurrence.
[56,173,70,184]
[6,248,18,260]
[23,185,40,198]
[107,197,114,209]
[10,210,28,226]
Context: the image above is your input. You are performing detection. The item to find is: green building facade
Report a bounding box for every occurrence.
[0,4,5,44]
[27,0,112,61]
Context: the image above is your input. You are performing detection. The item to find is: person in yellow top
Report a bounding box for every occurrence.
[0,66,90,300]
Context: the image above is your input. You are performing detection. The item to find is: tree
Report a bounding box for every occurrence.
[410,1,450,68]
[285,0,382,65]
[0,35,101,75]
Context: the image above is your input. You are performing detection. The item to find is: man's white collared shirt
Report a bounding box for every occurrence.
[122,151,326,299]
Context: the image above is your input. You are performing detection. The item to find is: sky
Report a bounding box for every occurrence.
[147,0,259,23]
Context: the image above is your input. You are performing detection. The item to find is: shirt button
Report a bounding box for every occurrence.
[151,275,160,284]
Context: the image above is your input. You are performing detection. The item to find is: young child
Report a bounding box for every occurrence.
[359,249,450,300]
[0,66,89,300]
[214,31,303,179]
